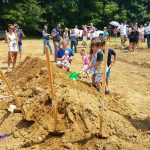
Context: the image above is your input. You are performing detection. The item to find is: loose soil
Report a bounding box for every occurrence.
[0,39,150,150]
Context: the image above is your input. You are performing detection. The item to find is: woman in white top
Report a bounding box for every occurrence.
[5,24,18,71]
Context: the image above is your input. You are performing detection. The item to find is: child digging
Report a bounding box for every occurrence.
[101,41,116,94]
[85,38,104,92]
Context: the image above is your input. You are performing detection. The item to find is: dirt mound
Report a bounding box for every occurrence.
[0,57,150,150]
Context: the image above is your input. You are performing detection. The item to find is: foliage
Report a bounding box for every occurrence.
[0,0,149,35]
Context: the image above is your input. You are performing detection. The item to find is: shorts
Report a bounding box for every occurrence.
[106,67,111,78]
[82,64,88,71]
[95,72,102,83]
[120,35,127,41]
[18,41,22,51]
[89,67,97,75]
[83,36,87,42]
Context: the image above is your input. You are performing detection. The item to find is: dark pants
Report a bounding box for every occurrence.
[71,41,77,52]
[147,34,150,48]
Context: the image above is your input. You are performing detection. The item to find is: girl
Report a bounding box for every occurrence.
[61,51,70,71]
[81,49,89,77]
[6,24,18,72]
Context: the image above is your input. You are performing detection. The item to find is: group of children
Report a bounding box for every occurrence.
[57,37,116,94]
[81,38,116,94]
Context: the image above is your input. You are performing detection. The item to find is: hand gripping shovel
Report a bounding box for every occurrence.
[45,46,64,136]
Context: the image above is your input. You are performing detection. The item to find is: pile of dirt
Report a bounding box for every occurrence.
[0,57,150,150]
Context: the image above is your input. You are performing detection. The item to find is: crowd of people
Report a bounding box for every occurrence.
[4,20,150,94]
[111,20,150,51]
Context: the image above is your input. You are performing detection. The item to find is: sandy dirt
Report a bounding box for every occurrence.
[0,39,150,150]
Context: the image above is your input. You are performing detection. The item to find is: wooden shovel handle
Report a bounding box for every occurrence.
[0,70,26,117]
[99,43,108,136]
[45,46,55,100]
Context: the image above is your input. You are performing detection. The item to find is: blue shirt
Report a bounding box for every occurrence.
[42,30,48,39]
[57,47,74,58]
[51,28,62,41]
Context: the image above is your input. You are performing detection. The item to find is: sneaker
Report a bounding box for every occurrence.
[105,89,110,95]
[92,84,97,88]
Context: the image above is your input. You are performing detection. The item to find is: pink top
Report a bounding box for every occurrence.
[83,55,89,65]
[62,55,70,64]
[83,26,87,36]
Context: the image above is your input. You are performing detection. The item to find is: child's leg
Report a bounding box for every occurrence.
[96,81,102,92]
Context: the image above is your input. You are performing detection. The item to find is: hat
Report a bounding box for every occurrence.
[8,24,14,29]
[65,50,68,54]
[104,27,107,29]
[7,104,16,113]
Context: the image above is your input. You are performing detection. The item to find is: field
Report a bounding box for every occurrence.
[0,38,150,150]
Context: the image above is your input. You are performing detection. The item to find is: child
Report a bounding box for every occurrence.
[61,50,70,71]
[85,38,104,92]
[101,41,116,94]
[80,49,89,77]
[103,27,109,41]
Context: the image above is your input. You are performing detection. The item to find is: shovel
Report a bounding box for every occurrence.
[95,43,109,139]
[0,70,31,120]
[68,71,82,80]
[45,46,64,136]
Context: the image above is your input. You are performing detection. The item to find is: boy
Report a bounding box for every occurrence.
[101,41,116,94]
[85,38,104,92]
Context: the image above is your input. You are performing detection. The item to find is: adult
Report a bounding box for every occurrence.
[138,25,144,42]
[14,24,25,60]
[117,20,128,49]
[74,25,80,45]
[82,25,88,48]
[51,24,62,62]
[42,25,52,55]
[144,23,148,42]
[6,24,18,71]
[70,29,77,53]
[56,40,74,63]
[63,28,69,44]
[128,23,139,52]
[89,23,95,41]
[145,23,150,48]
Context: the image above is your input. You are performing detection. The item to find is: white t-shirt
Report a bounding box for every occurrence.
[8,32,18,52]
[118,24,127,36]
[145,25,150,35]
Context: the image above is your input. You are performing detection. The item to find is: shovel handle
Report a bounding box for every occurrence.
[45,46,55,100]
[0,70,26,118]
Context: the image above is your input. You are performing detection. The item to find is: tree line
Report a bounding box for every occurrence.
[0,0,150,36]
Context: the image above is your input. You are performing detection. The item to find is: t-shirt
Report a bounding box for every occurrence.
[96,49,104,73]
[96,50,103,62]
[42,30,49,40]
[118,24,127,36]
[57,47,74,58]
[51,28,62,41]
[107,48,116,67]
[82,26,87,36]
[70,32,77,42]
[16,29,23,42]
[145,25,150,35]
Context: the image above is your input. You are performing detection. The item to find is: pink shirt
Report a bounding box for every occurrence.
[83,55,89,65]
[83,27,87,36]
